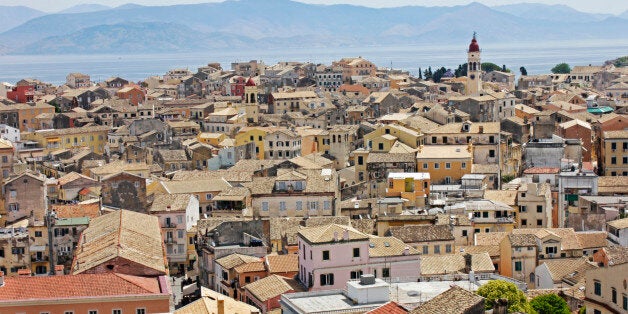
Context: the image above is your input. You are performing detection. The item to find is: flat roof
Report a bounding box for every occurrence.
[388,172,430,180]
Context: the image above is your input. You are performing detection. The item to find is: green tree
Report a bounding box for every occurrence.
[482,62,502,73]
[530,294,570,314]
[502,64,507,72]
[432,67,447,83]
[520,66,528,76]
[418,68,423,80]
[476,280,533,313]
[551,63,571,74]
[455,63,467,77]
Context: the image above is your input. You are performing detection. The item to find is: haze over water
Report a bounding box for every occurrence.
[1,39,626,85]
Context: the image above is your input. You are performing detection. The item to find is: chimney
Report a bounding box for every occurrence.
[0,271,4,287]
[343,229,349,241]
[403,246,410,256]
[55,265,65,276]
[478,126,484,133]
[217,299,225,314]
[333,231,339,242]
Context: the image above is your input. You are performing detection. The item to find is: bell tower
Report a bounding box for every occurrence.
[466,32,482,96]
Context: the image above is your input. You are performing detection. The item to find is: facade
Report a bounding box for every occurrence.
[416,145,472,184]
[297,224,420,291]
[517,182,553,229]
[22,125,110,154]
[100,172,147,212]
[264,128,301,160]
[66,72,91,88]
[584,262,627,314]
[606,218,628,247]
[385,172,430,208]
[599,130,628,176]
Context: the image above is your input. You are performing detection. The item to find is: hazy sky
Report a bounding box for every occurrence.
[2,0,626,14]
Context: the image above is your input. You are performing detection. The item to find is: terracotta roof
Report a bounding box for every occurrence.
[265,254,298,274]
[607,217,628,229]
[368,236,419,257]
[507,234,537,247]
[483,190,517,206]
[244,275,303,302]
[512,228,582,251]
[149,193,194,213]
[305,216,350,227]
[366,301,409,314]
[234,261,266,274]
[410,285,484,314]
[523,167,560,174]
[0,273,163,302]
[52,202,100,219]
[57,171,95,187]
[269,217,302,245]
[367,152,416,163]
[350,219,376,235]
[72,210,166,275]
[576,231,608,249]
[459,245,500,258]
[597,176,628,194]
[426,122,500,134]
[298,224,369,244]
[420,252,494,275]
[538,257,596,282]
[175,287,259,314]
[602,246,628,265]
[387,225,454,243]
[215,253,261,270]
[160,178,232,194]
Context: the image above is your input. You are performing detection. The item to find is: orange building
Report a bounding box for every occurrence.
[14,102,56,132]
[116,85,145,106]
[0,272,171,312]
[386,172,431,208]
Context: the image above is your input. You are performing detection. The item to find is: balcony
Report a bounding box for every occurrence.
[163,222,177,229]
[164,238,175,245]
[31,255,49,262]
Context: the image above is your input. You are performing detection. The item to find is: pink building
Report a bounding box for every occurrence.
[297,224,420,291]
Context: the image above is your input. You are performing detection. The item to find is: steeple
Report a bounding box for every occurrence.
[466,32,482,95]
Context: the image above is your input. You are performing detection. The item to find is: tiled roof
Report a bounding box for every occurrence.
[607,217,628,229]
[215,253,261,270]
[597,176,628,194]
[512,228,582,251]
[298,224,369,244]
[602,246,628,265]
[538,257,596,282]
[420,252,494,275]
[52,202,100,219]
[523,167,560,174]
[305,216,350,227]
[387,225,454,243]
[483,190,517,206]
[416,145,471,159]
[410,285,484,314]
[368,236,419,257]
[244,275,303,302]
[160,178,232,194]
[575,231,608,249]
[367,152,416,163]
[350,219,376,235]
[33,125,110,137]
[149,193,194,213]
[72,210,166,275]
[0,273,164,301]
[366,301,408,314]
[266,254,298,274]
[507,234,537,247]
[233,261,266,274]
[426,122,500,134]
[175,287,259,314]
[459,245,500,258]
[269,217,303,245]
[156,149,188,161]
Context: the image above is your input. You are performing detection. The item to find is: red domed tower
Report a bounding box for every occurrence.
[466,32,482,95]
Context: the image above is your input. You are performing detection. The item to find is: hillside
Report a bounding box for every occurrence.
[0,5,45,33]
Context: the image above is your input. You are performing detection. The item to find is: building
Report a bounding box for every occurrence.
[297,224,420,291]
[100,172,147,212]
[386,225,454,255]
[583,260,627,314]
[149,193,199,275]
[0,139,14,179]
[410,285,485,314]
[22,125,110,154]
[466,34,482,96]
[517,182,553,229]
[116,85,145,106]
[499,233,538,284]
[264,128,302,160]
[0,272,171,312]
[607,218,628,247]
[416,145,473,184]
[385,172,430,209]
[599,130,628,176]
[66,72,91,88]
[268,91,318,114]
[3,172,47,225]
[72,209,168,277]
[243,274,304,314]
[175,286,260,314]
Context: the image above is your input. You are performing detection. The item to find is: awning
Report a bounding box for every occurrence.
[46,137,61,143]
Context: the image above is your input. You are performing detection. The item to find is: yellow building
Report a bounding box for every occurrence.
[197,132,227,147]
[499,233,538,283]
[22,125,110,154]
[386,172,430,208]
[364,124,422,152]
[235,126,276,160]
[600,130,628,176]
[416,144,472,184]
[297,127,329,156]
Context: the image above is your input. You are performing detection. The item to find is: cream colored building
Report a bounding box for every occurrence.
[517,182,552,228]
[584,262,627,314]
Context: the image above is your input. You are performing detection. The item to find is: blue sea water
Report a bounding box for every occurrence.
[0,39,627,85]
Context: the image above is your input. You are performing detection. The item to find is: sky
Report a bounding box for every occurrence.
[2,0,627,15]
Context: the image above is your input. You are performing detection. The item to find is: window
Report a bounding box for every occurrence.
[178,230,184,239]
[612,157,617,164]
[35,231,42,237]
[537,219,543,226]
[445,244,452,253]
[594,281,601,296]
[89,311,98,314]
[434,163,439,169]
[206,193,212,200]
[245,276,251,283]
[623,294,627,311]
[382,268,390,278]
[434,245,440,254]
[64,312,74,314]
[422,245,428,254]
[136,310,146,314]
[350,270,363,279]
[320,273,334,286]
[515,261,522,272]
[309,201,318,210]
[536,205,543,213]
[0,249,3,258]
[520,205,527,212]
[445,163,451,169]
[482,211,489,218]
[461,162,466,169]
[462,230,468,237]
[378,143,384,150]
[262,202,269,211]
[423,163,428,169]
[324,201,331,210]
[489,150,495,158]
[322,250,330,261]
[353,248,360,258]
[279,201,286,211]
[612,287,617,303]
[545,246,557,254]
[521,218,528,226]
[357,156,363,165]
[296,201,302,210]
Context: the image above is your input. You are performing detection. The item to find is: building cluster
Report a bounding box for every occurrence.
[0,35,626,313]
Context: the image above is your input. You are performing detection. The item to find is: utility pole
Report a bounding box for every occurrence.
[46,197,57,276]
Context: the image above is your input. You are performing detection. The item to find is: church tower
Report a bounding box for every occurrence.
[466,33,482,95]
[242,77,259,123]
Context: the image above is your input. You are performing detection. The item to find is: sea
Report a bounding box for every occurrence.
[0,39,627,85]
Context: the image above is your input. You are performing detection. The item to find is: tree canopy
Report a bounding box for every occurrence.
[476,280,533,313]
[481,62,503,73]
[551,63,571,74]
[520,66,528,76]
[530,294,570,314]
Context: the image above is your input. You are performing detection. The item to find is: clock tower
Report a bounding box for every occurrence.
[466,32,482,96]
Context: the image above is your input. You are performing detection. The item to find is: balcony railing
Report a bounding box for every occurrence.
[164,238,175,244]
[163,222,177,228]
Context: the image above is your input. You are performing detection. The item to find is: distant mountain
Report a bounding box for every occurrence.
[1,0,627,55]
[620,10,628,19]
[0,5,45,33]
[492,3,612,22]
[58,4,111,14]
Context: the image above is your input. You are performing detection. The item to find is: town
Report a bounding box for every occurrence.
[0,34,626,314]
